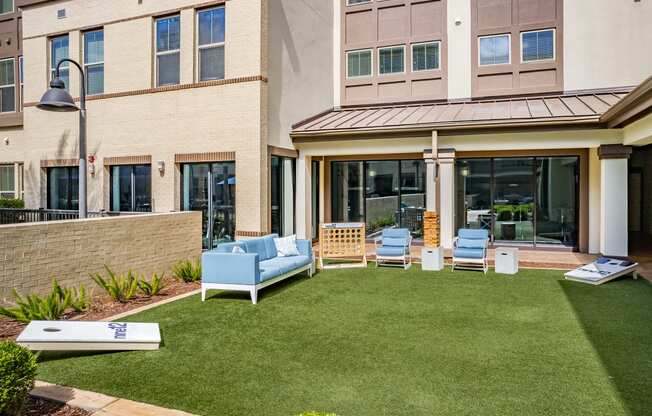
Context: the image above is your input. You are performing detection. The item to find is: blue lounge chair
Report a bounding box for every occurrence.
[452,229,489,273]
[374,228,412,269]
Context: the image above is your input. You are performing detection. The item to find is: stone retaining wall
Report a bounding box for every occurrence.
[0,211,202,304]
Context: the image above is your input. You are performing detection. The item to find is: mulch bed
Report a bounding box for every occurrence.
[0,279,200,342]
[23,396,91,416]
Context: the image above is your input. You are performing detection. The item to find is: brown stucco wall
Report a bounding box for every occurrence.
[0,211,202,304]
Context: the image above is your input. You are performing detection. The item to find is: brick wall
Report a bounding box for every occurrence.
[0,212,202,304]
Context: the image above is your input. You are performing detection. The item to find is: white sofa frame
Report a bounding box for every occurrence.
[201,262,314,304]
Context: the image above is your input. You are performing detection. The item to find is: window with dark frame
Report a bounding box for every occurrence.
[110,164,152,212]
[47,166,79,210]
[0,58,15,113]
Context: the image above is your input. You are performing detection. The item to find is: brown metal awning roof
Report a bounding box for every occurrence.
[292,88,633,138]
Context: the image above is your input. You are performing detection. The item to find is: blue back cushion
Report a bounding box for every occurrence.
[383,237,407,247]
[215,242,247,253]
[382,228,410,239]
[457,238,486,249]
[244,238,270,261]
[263,234,279,259]
[458,228,489,240]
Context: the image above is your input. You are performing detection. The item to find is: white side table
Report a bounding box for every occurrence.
[495,247,519,274]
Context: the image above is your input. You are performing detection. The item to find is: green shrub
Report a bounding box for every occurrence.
[172,259,202,283]
[0,280,75,323]
[65,284,91,313]
[137,273,167,297]
[0,341,38,416]
[92,266,139,303]
[0,198,25,209]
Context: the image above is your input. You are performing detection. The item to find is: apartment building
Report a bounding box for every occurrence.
[0,0,333,249]
[291,0,652,257]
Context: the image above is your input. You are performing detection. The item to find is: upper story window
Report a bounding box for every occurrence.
[346,49,372,78]
[197,7,225,82]
[412,41,440,72]
[522,29,554,62]
[347,0,371,5]
[18,56,23,110]
[0,0,13,15]
[378,45,404,75]
[83,29,104,95]
[155,15,180,86]
[479,34,510,66]
[0,58,15,113]
[50,35,70,90]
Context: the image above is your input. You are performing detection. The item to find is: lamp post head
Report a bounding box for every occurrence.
[37,78,79,112]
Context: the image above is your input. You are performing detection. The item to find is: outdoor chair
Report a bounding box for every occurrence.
[452,228,489,273]
[374,228,412,269]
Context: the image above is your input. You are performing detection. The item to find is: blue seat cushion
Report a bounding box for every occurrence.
[377,246,408,257]
[457,238,486,249]
[259,256,311,282]
[454,247,485,259]
[458,228,489,240]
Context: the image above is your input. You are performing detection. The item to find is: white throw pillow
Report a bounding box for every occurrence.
[274,235,300,257]
[232,245,245,254]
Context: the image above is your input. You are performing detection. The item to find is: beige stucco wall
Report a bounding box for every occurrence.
[564,0,652,91]
[267,0,333,149]
[0,212,202,305]
[446,0,472,100]
[0,0,271,234]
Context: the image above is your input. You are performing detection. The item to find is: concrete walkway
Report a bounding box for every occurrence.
[31,381,198,415]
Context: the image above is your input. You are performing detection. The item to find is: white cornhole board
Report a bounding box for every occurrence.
[16,321,161,351]
[565,257,639,286]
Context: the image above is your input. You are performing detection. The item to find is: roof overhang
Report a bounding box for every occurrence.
[600,75,652,128]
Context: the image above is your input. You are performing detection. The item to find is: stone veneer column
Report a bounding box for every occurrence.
[598,144,632,257]
[438,148,456,250]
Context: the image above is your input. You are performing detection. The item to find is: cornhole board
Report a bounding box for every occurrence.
[16,321,161,351]
[565,257,639,285]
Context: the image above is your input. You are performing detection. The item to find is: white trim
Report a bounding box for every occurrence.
[201,262,313,304]
[478,33,511,67]
[411,40,441,72]
[378,44,406,75]
[154,15,181,87]
[520,28,556,64]
[195,5,226,82]
[345,48,373,79]
[0,57,15,113]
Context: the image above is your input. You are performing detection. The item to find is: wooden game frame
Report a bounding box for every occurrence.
[319,223,368,269]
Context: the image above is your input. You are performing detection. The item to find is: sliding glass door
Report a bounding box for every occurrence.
[270,156,295,236]
[331,159,426,237]
[456,156,579,247]
[47,167,79,210]
[181,162,235,250]
[110,165,152,212]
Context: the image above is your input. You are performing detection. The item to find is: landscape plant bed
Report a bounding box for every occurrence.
[23,396,91,416]
[0,280,200,341]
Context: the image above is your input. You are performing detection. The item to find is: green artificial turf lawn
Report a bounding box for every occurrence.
[37,267,652,416]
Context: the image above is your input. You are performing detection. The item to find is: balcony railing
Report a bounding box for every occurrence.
[0,208,145,225]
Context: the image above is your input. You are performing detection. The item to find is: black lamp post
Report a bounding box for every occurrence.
[37,59,87,219]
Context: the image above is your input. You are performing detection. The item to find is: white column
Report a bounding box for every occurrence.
[600,156,629,257]
[438,150,456,249]
[425,159,437,212]
[13,162,21,199]
[295,151,312,240]
[588,148,601,254]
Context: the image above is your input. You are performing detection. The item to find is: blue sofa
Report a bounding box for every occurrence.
[201,234,314,304]
[452,228,490,273]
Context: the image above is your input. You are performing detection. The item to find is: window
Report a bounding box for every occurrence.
[18,56,23,110]
[412,41,440,71]
[0,0,13,15]
[155,15,180,86]
[347,0,371,5]
[479,34,510,66]
[522,29,554,62]
[378,46,405,75]
[0,164,15,199]
[0,58,15,113]
[346,49,372,78]
[47,166,78,210]
[50,35,69,90]
[197,7,225,81]
[110,164,152,212]
[84,29,104,95]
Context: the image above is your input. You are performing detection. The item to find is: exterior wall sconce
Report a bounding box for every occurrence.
[157,160,165,175]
